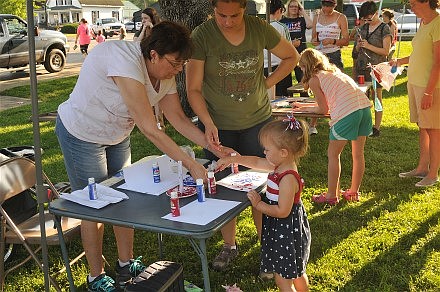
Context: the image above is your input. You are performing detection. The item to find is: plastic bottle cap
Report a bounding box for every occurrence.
[196,178,203,185]
[170,191,178,199]
[88,177,95,183]
[208,172,214,178]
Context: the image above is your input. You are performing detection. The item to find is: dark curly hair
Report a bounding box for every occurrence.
[140,21,193,62]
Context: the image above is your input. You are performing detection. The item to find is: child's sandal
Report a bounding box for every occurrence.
[342,190,360,202]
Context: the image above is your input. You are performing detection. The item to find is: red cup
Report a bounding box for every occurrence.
[358,75,365,85]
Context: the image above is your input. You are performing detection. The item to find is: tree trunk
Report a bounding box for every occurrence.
[158,0,212,117]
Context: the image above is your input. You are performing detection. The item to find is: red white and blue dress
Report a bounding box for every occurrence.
[260,169,311,279]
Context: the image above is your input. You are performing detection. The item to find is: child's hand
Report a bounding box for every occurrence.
[247,190,261,208]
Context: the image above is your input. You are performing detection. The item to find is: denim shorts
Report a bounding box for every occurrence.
[55,116,131,191]
[329,107,372,140]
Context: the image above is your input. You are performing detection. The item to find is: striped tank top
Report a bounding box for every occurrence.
[316,13,341,54]
[316,71,371,126]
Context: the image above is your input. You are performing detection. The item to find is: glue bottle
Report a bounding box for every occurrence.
[88,177,98,200]
[196,179,205,202]
[170,191,180,217]
[230,153,239,174]
[207,171,217,195]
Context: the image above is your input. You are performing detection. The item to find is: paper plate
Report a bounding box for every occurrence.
[166,185,197,198]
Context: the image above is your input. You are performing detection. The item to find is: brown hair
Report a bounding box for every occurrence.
[211,0,247,8]
[415,0,440,9]
[299,48,338,86]
[259,119,309,164]
[140,21,193,61]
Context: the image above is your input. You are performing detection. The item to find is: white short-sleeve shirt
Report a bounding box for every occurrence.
[58,41,177,145]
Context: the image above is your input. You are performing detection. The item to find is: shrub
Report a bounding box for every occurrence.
[60,23,78,34]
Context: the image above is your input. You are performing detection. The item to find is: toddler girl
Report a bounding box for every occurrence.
[293,48,372,205]
[217,117,311,291]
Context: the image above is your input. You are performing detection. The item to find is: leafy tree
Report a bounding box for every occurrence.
[1,0,27,18]
[158,0,211,116]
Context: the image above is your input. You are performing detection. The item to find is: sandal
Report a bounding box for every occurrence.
[312,193,339,205]
[342,190,360,202]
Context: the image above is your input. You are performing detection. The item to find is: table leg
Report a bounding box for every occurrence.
[53,216,76,292]
[188,238,211,292]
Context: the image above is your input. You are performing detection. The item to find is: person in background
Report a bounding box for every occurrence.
[355,1,391,137]
[310,0,349,135]
[56,21,232,292]
[75,18,92,56]
[394,0,439,187]
[293,48,372,205]
[96,30,105,43]
[280,0,313,84]
[381,8,398,60]
[216,117,311,290]
[186,0,298,271]
[119,26,127,40]
[133,7,160,41]
[264,0,293,97]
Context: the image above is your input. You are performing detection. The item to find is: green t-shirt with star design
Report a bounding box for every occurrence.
[191,15,280,130]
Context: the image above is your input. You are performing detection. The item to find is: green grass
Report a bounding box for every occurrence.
[1,42,439,291]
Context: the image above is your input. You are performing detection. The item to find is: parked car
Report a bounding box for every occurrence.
[91,18,124,38]
[0,14,69,73]
[343,3,362,29]
[124,21,141,33]
[395,13,420,40]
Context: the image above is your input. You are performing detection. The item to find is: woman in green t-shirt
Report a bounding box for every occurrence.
[186,0,299,272]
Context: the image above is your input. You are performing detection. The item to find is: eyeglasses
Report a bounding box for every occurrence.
[163,56,188,69]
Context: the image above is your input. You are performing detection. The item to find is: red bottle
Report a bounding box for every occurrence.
[207,171,217,195]
[170,191,180,217]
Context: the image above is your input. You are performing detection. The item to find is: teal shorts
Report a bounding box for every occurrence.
[329,107,372,140]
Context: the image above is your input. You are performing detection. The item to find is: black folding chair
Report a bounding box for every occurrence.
[0,156,84,292]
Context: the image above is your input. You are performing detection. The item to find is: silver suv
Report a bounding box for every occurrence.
[0,14,69,73]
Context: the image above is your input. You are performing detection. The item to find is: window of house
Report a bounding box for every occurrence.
[92,11,99,23]
[112,11,119,20]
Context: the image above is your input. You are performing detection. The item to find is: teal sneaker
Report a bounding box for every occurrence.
[115,256,146,289]
[87,273,116,292]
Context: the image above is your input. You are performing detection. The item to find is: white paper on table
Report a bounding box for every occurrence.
[118,155,182,195]
[162,198,241,225]
[217,171,268,192]
[60,184,129,209]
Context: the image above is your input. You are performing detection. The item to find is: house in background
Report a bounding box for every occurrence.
[122,0,140,22]
[36,0,125,25]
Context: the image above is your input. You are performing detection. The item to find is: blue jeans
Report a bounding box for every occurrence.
[55,116,131,191]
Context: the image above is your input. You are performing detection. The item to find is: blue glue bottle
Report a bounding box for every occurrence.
[196,179,205,202]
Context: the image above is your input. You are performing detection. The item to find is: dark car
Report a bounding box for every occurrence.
[0,14,69,73]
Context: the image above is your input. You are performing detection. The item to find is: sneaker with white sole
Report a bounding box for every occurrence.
[87,273,116,292]
[212,244,238,271]
[309,126,318,135]
[115,256,146,289]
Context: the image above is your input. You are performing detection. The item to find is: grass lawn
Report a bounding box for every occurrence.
[1,41,439,291]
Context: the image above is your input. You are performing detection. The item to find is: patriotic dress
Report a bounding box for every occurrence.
[260,169,311,279]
